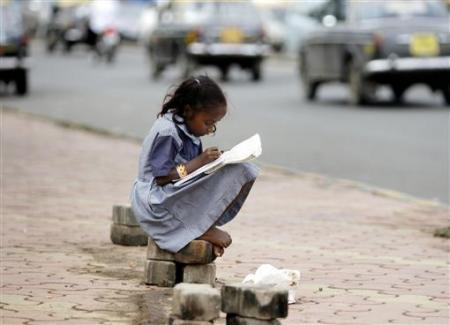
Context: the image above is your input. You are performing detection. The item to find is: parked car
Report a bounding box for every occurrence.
[299,0,450,105]
[147,0,269,81]
[0,1,30,95]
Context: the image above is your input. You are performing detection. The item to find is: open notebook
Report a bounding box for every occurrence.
[174,134,262,187]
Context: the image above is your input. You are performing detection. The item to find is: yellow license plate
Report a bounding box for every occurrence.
[410,33,439,57]
[221,27,243,43]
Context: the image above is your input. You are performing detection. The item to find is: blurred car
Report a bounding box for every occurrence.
[0,1,30,95]
[147,0,269,81]
[299,0,450,105]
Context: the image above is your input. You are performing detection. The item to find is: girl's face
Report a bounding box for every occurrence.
[184,105,227,137]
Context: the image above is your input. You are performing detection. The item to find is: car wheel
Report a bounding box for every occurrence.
[179,54,195,79]
[46,40,57,53]
[349,61,374,105]
[300,65,319,101]
[46,31,59,53]
[250,62,262,82]
[442,86,450,106]
[149,55,165,80]
[391,85,407,103]
[151,64,165,80]
[63,41,73,53]
[148,45,165,80]
[15,69,28,96]
[106,48,117,64]
[219,65,230,82]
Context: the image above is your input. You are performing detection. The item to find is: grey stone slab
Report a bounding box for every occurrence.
[147,238,216,264]
[112,204,139,226]
[110,223,147,246]
[182,263,216,286]
[172,283,221,321]
[175,240,216,264]
[226,314,281,325]
[221,284,288,320]
[144,259,177,287]
[147,237,175,261]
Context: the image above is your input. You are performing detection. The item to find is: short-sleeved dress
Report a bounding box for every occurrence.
[130,112,260,253]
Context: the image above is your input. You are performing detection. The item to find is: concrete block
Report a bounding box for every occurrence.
[147,237,175,261]
[221,284,288,320]
[172,283,221,321]
[182,263,216,286]
[168,315,213,324]
[110,223,147,246]
[175,240,216,264]
[112,204,139,226]
[226,314,281,325]
[144,259,177,287]
[147,238,216,264]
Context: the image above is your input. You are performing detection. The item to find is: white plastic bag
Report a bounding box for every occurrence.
[242,264,301,304]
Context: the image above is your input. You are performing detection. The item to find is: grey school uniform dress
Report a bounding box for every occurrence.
[130,112,259,253]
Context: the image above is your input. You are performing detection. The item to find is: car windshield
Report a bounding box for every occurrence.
[349,0,448,21]
[170,1,260,25]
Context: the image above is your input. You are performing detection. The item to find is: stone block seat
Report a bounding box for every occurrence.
[110,204,147,246]
[145,237,217,287]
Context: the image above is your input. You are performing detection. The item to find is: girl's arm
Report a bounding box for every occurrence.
[155,147,221,186]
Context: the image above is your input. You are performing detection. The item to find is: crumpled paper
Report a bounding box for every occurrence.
[242,264,301,304]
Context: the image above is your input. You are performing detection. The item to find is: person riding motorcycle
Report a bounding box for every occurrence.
[86,0,119,59]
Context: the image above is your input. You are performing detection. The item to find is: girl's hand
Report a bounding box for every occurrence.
[158,147,222,186]
[201,147,221,164]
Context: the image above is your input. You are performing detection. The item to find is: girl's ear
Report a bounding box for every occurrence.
[184,105,193,119]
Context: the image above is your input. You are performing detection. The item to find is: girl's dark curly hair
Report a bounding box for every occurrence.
[158,76,227,124]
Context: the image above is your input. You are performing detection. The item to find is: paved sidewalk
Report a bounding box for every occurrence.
[2,109,449,324]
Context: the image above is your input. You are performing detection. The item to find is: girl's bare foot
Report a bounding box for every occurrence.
[213,245,224,257]
[198,226,232,248]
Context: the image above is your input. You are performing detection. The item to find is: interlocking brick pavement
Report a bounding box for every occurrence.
[2,109,449,324]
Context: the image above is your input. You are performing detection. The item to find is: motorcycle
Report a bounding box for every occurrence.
[95,27,120,63]
[45,5,89,54]
[62,19,89,53]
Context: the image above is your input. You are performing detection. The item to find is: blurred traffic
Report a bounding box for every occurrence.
[147,1,269,81]
[2,0,449,203]
[300,0,450,105]
[3,0,449,103]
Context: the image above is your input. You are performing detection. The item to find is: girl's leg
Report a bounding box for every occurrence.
[216,180,255,226]
[197,180,255,256]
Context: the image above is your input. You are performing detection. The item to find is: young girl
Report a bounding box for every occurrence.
[130,76,259,257]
